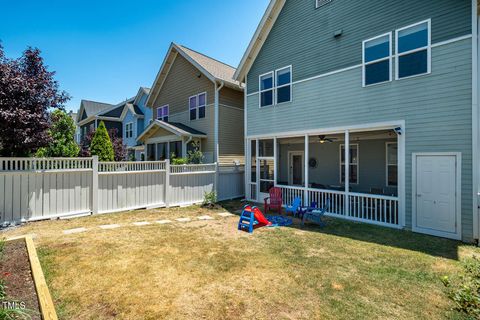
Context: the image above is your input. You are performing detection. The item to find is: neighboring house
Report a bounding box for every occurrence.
[76,100,117,141]
[234,0,479,242]
[138,43,244,164]
[122,87,152,160]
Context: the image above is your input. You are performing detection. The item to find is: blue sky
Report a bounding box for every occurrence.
[0,0,269,112]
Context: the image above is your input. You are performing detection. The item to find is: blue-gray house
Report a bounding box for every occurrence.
[235,0,480,242]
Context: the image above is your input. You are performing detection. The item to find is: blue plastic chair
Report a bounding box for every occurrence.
[285,197,302,217]
[302,198,330,227]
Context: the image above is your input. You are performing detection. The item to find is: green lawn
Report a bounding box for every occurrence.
[3,200,478,319]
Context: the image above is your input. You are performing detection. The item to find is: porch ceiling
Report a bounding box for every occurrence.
[277,130,397,144]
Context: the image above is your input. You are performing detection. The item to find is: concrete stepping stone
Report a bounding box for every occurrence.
[198,215,214,220]
[133,221,151,226]
[99,224,121,230]
[176,218,191,222]
[156,220,172,224]
[217,212,234,217]
[63,227,87,235]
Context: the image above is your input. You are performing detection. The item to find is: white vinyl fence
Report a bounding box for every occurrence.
[0,157,244,224]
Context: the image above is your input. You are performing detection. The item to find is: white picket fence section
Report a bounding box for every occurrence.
[0,157,244,224]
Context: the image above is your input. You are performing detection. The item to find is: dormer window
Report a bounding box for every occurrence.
[157,105,169,122]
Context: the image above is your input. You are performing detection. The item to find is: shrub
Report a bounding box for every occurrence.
[202,191,217,208]
[172,157,188,165]
[442,256,480,319]
[35,110,79,158]
[89,121,114,162]
[187,141,204,164]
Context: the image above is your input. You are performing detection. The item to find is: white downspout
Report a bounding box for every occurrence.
[184,135,193,157]
[214,80,224,164]
[214,81,224,198]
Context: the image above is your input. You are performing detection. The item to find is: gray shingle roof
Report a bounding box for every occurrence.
[176,44,241,87]
[168,122,206,136]
[81,100,115,117]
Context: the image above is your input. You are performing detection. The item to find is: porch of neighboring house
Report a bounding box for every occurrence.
[246,126,404,229]
[137,120,209,162]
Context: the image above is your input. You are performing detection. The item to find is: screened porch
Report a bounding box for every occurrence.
[246,128,403,228]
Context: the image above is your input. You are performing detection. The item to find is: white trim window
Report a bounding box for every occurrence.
[259,72,274,108]
[362,32,392,86]
[386,142,398,186]
[189,92,207,120]
[340,144,359,184]
[125,122,133,139]
[259,66,292,107]
[275,66,292,104]
[395,20,431,80]
[157,105,169,122]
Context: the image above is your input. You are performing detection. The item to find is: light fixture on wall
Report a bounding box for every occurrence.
[394,127,402,136]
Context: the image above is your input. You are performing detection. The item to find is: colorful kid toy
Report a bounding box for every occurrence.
[238,205,292,233]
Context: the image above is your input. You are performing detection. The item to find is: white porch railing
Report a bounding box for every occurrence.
[277,185,399,227]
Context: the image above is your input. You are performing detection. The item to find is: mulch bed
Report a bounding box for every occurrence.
[0,240,41,319]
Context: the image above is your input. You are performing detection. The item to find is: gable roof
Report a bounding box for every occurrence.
[137,120,207,142]
[133,87,151,106]
[77,100,115,122]
[146,43,243,107]
[233,0,286,82]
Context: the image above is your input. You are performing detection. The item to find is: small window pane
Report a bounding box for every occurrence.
[163,116,168,123]
[198,106,205,119]
[260,90,273,107]
[260,74,273,91]
[276,68,291,86]
[398,22,428,53]
[198,93,206,106]
[387,143,398,165]
[388,166,398,186]
[277,85,291,104]
[259,139,274,157]
[365,35,390,62]
[156,143,166,161]
[190,109,196,121]
[398,50,428,78]
[169,141,182,159]
[189,96,197,110]
[147,144,155,161]
[365,60,390,85]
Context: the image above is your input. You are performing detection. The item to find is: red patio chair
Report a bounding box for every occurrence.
[264,187,283,214]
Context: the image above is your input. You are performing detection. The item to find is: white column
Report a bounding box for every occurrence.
[304,134,309,206]
[273,137,277,187]
[344,130,350,216]
[91,156,99,214]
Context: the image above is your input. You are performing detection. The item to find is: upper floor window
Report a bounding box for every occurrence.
[396,20,431,80]
[259,66,292,107]
[189,92,207,121]
[260,72,274,107]
[157,105,169,122]
[125,122,133,139]
[276,66,292,104]
[362,33,392,86]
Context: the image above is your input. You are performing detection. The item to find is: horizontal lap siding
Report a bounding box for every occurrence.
[219,106,245,162]
[247,39,473,241]
[247,0,471,93]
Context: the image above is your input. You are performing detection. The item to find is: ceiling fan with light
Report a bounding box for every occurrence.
[318,135,337,144]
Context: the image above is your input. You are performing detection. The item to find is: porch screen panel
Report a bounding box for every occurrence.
[259,159,275,193]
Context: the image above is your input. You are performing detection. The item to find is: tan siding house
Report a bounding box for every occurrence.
[138,43,244,164]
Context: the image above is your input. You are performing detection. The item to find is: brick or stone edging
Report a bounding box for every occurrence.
[6,235,58,320]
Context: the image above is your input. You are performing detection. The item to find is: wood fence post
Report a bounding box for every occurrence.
[165,159,170,208]
[92,156,99,214]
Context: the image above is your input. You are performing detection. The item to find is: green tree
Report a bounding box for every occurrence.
[89,121,114,161]
[36,110,79,157]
